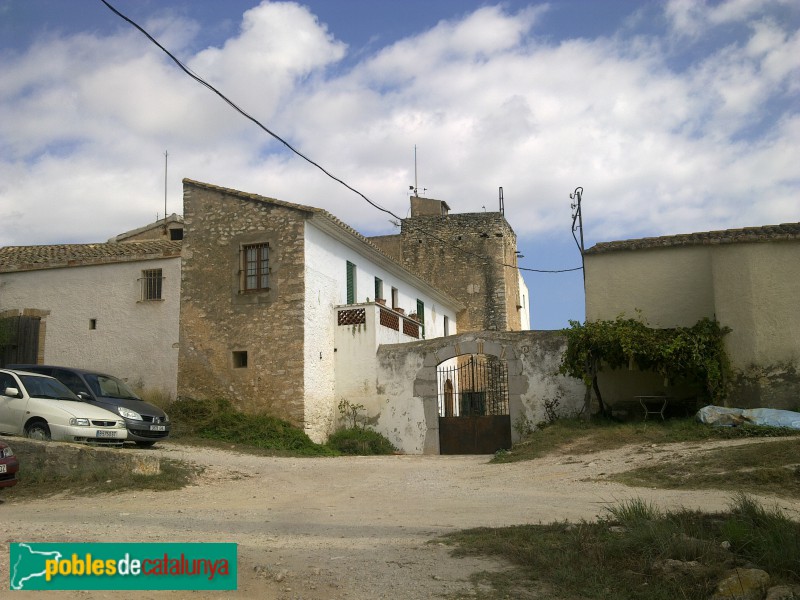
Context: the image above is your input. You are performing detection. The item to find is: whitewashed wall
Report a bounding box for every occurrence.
[518,272,531,330]
[0,258,180,397]
[303,220,460,440]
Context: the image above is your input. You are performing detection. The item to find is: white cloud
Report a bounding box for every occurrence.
[0,0,797,251]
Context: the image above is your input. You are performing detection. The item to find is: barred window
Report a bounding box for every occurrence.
[140,269,163,301]
[243,243,269,291]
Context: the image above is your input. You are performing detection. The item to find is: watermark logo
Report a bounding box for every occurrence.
[9,543,237,591]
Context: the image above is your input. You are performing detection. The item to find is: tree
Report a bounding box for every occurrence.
[559,316,731,417]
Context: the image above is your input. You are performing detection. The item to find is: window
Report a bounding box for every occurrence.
[374,277,383,301]
[416,299,425,338]
[444,315,450,336]
[169,228,183,240]
[346,261,356,304]
[233,351,248,368]
[243,243,269,292]
[140,268,163,301]
[89,319,97,330]
[391,287,399,309]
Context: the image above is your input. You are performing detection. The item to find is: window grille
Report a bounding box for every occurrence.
[140,269,163,301]
[243,243,269,291]
[403,318,420,339]
[380,308,399,331]
[338,308,366,326]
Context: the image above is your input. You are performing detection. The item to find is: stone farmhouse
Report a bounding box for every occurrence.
[584,222,800,409]
[0,179,537,449]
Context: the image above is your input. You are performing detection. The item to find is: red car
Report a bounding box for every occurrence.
[0,439,19,489]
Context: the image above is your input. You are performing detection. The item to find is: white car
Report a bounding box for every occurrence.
[0,369,127,445]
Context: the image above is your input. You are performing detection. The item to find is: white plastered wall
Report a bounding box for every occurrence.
[0,258,180,397]
[303,220,459,441]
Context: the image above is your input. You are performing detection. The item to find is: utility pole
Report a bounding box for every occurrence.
[570,186,585,282]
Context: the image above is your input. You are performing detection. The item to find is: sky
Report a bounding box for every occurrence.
[1,0,798,329]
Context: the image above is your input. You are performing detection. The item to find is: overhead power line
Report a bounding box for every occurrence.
[99,0,582,275]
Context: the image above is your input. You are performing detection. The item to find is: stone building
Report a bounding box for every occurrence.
[178,180,463,442]
[0,241,181,397]
[584,222,800,408]
[369,196,529,332]
[0,180,536,451]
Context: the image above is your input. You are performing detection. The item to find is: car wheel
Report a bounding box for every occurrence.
[134,441,156,448]
[25,420,51,441]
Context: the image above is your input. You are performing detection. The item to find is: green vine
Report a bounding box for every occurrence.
[559,316,732,416]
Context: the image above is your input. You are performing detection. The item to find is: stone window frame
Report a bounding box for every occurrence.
[240,242,270,293]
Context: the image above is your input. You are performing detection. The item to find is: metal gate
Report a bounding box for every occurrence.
[0,316,40,367]
[437,354,511,454]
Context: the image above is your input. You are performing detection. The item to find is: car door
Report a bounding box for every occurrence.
[0,372,29,434]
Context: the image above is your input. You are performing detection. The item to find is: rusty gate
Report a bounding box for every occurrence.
[437,354,511,454]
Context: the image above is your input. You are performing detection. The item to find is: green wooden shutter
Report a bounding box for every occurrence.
[346,261,356,304]
[416,299,425,338]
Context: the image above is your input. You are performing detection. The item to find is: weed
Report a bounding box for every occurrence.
[6,452,196,499]
[167,397,335,456]
[337,399,366,429]
[327,428,396,455]
[443,496,800,599]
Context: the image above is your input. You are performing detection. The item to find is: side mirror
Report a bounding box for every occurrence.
[77,392,92,401]
[2,387,21,398]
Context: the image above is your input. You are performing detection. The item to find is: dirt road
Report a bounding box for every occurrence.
[3,439,799,599]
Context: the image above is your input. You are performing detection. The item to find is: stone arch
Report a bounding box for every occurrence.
[414,335,525,454]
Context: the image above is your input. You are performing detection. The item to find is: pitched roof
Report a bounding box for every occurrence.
[183,178,375,245]
[109,213,184,242]
[0,240,182,273]
[585,222,800,255]
[183,178,465,310]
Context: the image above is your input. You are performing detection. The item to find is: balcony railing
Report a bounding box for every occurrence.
[336,302,421,340]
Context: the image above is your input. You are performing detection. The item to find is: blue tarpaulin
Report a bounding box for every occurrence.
[697,405,800,429]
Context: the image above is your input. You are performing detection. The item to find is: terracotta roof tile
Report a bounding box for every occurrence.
[585,222,800,255]
[0,240,182,272]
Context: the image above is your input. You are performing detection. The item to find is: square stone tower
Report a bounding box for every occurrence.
[370,196,524,332]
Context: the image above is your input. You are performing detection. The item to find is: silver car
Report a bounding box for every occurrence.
[0,369,127,445]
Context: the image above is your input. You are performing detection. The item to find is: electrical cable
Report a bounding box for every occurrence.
[99,0,582,275]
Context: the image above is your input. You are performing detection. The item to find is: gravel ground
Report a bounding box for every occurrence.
[3,438,799,599]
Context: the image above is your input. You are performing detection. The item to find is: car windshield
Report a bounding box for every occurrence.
[86,374,140,400]
[19,374,80,401]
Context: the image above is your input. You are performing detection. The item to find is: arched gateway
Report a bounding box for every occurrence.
[374,331,583,455]
[413,336,524,455]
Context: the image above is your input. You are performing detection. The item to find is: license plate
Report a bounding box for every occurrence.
[96,431,118,438]
[0,464,6,473]
[150,425,166,431]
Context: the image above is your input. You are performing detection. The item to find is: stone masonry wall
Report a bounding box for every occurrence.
[398,213,521,332]
[178,181,307,423]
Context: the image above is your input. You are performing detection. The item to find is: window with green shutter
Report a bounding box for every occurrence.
[346,261,356,304]
[374,277,383,301]
[416,299,425,338]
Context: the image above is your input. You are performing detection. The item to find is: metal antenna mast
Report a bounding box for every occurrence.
[164,150,169,228]
[414,145,418,196]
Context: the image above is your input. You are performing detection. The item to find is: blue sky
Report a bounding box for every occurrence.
[1,0,798,329]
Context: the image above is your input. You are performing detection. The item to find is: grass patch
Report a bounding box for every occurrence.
[494,416,800,463]
[610,438,800,498]
[167,397,336,457]
[443,494,800,600]
[4,453,196,500]
[327,427,397,455]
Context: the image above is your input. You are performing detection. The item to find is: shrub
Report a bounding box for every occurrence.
[327,427,396,455]
[166,397,334,456]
